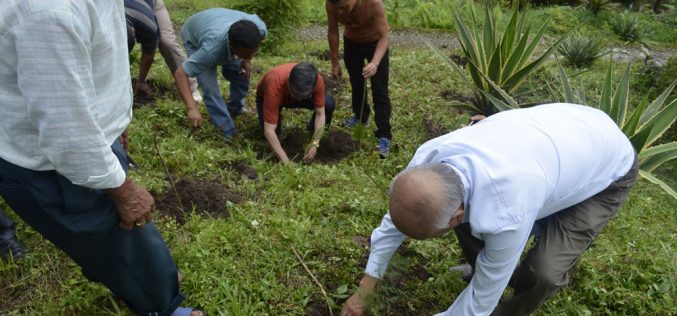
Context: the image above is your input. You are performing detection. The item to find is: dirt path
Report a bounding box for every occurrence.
[297,24,676,66]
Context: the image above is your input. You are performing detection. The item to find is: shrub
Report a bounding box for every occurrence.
[550,58,677,198]
[428,6,566,115]
[584,0,613,14]
[610,13,641,42]
[557,33,606,68]
[232,0,306,53]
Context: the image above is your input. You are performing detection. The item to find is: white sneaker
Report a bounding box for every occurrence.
[189,77,202,103]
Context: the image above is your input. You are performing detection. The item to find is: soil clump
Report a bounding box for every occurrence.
[154,178,243,224]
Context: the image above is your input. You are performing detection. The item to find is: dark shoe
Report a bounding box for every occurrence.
[0,237,26,261]
[376,137,391,158]
[344,115,369,128]
[450,263,473,283]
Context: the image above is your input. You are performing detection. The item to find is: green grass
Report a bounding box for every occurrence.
[1,1,676,315]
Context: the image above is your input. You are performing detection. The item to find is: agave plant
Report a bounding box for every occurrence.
[557,33,606,68]
[428,6,566,115]
[610,13,641,42]
[549,58,677,198]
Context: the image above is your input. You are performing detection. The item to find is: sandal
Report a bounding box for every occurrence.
[171,306,206,316]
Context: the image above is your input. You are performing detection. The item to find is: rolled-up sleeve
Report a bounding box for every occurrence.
[365,213,407,279]
[16,10,125,189]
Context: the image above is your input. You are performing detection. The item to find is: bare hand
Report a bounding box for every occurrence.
[362,62,378,78]
[187,108,203,128]
[332,62,343,79]
[241,59,253,79]
[134,81,154,96]
[341,292,370,316]
[120,129,129,151]
[105,178,154,230]
[303,145,318,163]
[470,114,487,122]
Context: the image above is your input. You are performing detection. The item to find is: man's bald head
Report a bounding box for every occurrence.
[389,163,464,240]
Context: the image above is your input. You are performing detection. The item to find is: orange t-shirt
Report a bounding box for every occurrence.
[327,0,386,43]
[256,63,325,125]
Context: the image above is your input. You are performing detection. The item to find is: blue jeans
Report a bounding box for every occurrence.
[184,43,249,137]
[0,140,184,316]
[256,95,335,134]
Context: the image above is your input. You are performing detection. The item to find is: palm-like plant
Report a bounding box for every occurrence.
[550,58,677,198]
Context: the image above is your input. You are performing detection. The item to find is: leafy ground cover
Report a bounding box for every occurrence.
[1,1,675,315]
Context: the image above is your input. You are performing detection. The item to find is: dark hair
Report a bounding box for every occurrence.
[289,62,318,96]
[328,0,343,4]
[228,20,263,49]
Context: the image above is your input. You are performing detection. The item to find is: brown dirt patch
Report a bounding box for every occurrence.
[222,160,258,180]
[309,49,340,61]
[322,74,344,97]
[305,299,332,316]
[131,78,178,108]
[154,178,244,224]
[439,89,473,104]
[263,129,359,164]
[423,114,450,140]
[450,53,468,68]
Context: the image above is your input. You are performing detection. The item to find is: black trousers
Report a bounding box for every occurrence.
[344,37,392,140]
[455,157,639,316]
[0,209,16,243]
[0,141,184,316]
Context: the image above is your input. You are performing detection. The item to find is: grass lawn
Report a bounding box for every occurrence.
[1,1,676,315]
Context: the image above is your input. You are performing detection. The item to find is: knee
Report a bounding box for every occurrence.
[325,96,336,112]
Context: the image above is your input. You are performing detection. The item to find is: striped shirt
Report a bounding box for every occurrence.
[0,0,132,190]
[124,0,160,52]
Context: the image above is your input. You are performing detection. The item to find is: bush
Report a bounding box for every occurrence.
[232,0,306,53]
[584,0,613,14]
[557,33,606,68]
[610,13,641,42]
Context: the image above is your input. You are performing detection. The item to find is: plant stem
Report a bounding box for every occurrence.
[291,246,334,316]
[152,131,184,211]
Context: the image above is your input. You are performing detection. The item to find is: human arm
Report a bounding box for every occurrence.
[303,107,326,163]
[342,213,407,315]
[240,58,253,79]
[326,1,343,79]
[435,222,533,316]
[135,48,156,96]
[174,66,202,128]
[16,8,127,190]
[362,0,389,78]
[263,122,291,163]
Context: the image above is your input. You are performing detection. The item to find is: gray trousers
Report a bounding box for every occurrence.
[455,157,639,316]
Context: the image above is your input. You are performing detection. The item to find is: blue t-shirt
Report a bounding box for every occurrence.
[180,8,267,77]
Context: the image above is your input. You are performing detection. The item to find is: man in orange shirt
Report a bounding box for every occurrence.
[256,63,335,163]
[327,0,391,157]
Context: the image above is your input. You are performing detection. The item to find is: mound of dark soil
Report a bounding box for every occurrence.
[131,78,177,108]
[279,129,359,163]
[439,89,473,104]
[154,178,243,224]
[450,53,468,68]
[223,160,258,180]
[309,49,336,61]
[423,115,450,140]
[322,74,344,96]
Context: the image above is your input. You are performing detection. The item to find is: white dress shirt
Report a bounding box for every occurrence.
[365,103,635,315]
[0,0,132,189]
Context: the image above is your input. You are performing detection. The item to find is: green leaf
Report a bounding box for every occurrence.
[479,89,514,112]
[639,79,677,125]
[599,60,613,114]
[638,170,677,199]
[639,142,677,172]
[425,40,474,87]
[503,34,566,92]
[622,98,647,135]
[629,98,677,152]
[556,57,577,103]
[611,64,631,127]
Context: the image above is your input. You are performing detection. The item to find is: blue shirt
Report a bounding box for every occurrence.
[180,8,267,77]
[365,103,635,315]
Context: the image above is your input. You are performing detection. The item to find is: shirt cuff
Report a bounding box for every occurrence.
[78,161,126,190]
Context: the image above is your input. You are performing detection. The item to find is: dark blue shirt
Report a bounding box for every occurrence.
[124,0,159,53]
